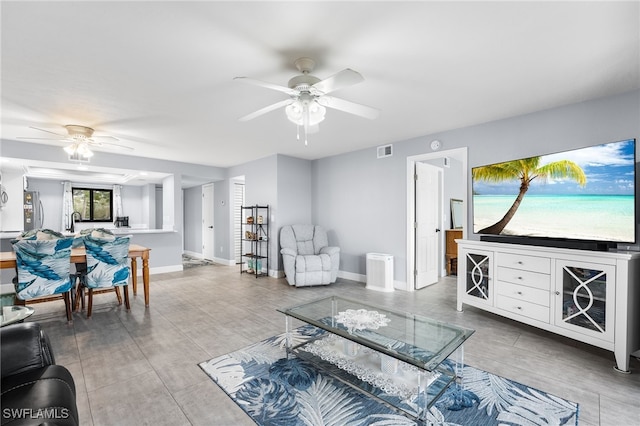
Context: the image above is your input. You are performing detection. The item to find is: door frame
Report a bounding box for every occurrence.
[406,147,468,292]
[202,183,215,260]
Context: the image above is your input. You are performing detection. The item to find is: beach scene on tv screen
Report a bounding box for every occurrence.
[473,139,636,243]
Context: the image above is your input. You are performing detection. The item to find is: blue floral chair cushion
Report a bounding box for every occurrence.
[11,236,75,300]
[73,227,114,247]
[14,228,65,241]
[83,235,131,289]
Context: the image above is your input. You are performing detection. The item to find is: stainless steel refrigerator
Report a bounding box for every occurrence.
[23,191,44,231]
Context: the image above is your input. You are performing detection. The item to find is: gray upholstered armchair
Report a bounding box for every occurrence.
[280,225,340,287]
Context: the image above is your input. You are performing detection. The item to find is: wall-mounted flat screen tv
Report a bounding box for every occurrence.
[472,138,636,249]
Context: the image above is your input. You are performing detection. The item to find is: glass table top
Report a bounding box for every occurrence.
[278,296,474,371]
[0,305,35,327]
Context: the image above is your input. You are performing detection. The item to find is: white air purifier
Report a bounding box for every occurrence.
[366,253,394,292]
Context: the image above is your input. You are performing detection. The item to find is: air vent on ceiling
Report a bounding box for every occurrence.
[377,144,393,159]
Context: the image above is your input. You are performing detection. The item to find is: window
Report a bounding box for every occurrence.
[72,187,113,222]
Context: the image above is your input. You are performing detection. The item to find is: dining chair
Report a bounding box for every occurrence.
[79,233,131,318]
[73,229,123,311]
[11,229,75,322]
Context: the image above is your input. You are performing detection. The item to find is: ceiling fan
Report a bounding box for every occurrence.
[235,57,379,145]
[18,125,133,162]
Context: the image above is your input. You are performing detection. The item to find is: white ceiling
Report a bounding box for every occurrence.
[1,1,639,177]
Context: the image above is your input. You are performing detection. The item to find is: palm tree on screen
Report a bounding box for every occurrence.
[474,157,586,234]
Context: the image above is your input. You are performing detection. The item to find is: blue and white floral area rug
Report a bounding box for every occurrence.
[199,325,578,425]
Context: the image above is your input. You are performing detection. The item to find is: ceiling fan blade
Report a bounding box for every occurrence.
[16,136,66,141]
[92,135,120,142]
[317,96,380,120]
[234,77,298,96]
[239,99,293,122]
[28,126,67,137]
[312,69,364,95]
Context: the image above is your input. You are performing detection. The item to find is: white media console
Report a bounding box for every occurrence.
[456,239,640,372]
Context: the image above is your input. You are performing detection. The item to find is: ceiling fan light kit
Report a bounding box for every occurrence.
[64,142,94,159]
[17,124,133,162]
[236,57,379,146]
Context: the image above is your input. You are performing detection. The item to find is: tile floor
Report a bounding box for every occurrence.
[20,263,640,425]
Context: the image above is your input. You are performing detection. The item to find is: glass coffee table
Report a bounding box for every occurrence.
[278,296,474,424]
[0,305,35,327]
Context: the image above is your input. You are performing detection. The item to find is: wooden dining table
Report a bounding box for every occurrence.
[0,244,152,307]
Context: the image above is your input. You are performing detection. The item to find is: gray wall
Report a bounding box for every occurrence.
[3,89,638,285]
[312,89,640,283]
[275,155,312,271]
[312,146,407,276]
[276,155,312,227]
[227,155,279,270]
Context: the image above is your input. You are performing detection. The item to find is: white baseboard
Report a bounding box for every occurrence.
[337,270,408,291]
[338,270,366,283]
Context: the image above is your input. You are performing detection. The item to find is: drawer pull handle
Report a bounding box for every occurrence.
[516,291,523,295]
[515,306,522,310]
[517,276,523,280]
[517,261,523,265]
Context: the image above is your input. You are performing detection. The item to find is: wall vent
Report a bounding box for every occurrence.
[377,144,393,159]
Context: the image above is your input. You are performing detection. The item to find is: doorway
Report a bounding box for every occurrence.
[406,147,468,291]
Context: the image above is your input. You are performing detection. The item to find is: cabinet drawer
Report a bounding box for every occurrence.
[496,281,550,307]
[497,266,551,290]
[497,253,551,274]
[496,294,550,323]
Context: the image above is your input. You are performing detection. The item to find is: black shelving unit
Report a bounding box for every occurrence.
[240,205,269,277]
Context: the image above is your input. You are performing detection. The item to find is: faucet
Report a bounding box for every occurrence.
[69,211,81,233]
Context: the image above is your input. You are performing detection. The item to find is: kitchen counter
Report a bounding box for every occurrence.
[111,228,177,235]
[1,229,177,240]
[0,232,21,240]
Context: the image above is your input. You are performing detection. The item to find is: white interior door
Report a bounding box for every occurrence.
[415,162,441,289]
[202,183,215,260]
